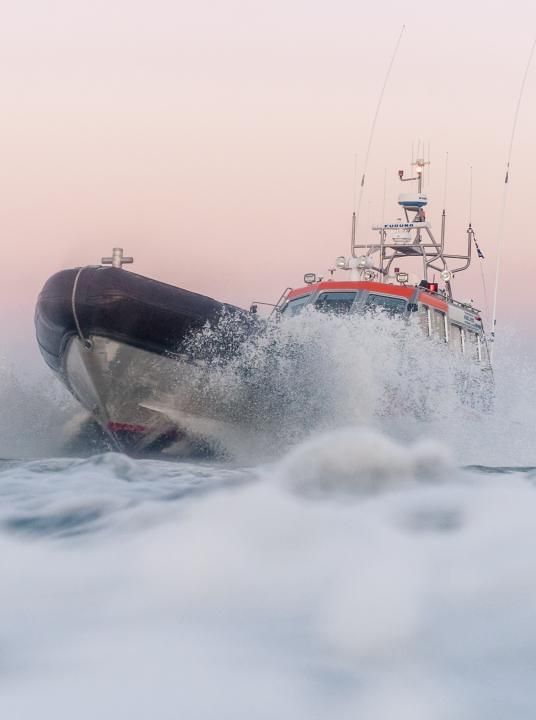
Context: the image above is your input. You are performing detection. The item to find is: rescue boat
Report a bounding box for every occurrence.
[273,157,492,374]
[34,158,492,456]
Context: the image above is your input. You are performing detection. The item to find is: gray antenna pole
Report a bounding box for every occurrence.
[351,25,405,256]
[442,152,449,212]
[491,36,536,362]
[381,168,387,226]
[350,154,358,249]
[469,165,473,225]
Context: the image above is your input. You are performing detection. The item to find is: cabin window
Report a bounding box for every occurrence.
[432,310,447,341]
[449,324,463,353]
[418,306,431,335]
[283,295,310,316]
[365,294,407,316]
[315,292,357,314]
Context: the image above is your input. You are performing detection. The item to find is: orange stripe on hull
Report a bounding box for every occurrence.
[287,280,449,312]
[287,281,414,300]
[418,293,448,311]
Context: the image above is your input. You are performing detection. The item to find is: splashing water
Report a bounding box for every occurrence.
[181,310,493,462]
[1,312,534,464]
[0,352,82,459]
[1,312,536,718]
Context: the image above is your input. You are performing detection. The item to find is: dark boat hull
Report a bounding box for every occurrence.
[35,267,249,454]
[35,266,243,375]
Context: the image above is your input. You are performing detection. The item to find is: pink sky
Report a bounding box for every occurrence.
[1,0,536,353]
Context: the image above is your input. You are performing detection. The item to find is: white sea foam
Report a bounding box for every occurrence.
[1,315,536,716]
[180,311,535,466]
[275,426,452,497]
[0,436,535,718]
[2,313,535,465]
[179,310,478,461]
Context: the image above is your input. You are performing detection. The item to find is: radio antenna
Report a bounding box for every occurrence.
[351,25,405,256]
[442,152,449,211]
[381,167,387,226]
[469,166,491,328]
[469,165,473,224]
[490,36,536,361]
[350,153,358,248]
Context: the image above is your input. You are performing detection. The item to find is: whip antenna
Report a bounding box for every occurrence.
[469,164,473,224]
[350,153,358,248]
[469,166,491,327]
[442,152,449,211]
[381,167,387,226]
[490,36,536,361]
[351,25,405,255]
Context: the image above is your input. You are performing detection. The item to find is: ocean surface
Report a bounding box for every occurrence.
[1,315,536,719]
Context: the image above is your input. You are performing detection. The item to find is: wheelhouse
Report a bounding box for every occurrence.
[282,280,414,315]
[266,155,493,372]
[280,280,490,364]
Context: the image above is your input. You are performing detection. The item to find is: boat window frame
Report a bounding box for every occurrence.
[282,294,311,316]
[448,323,464,353]
[430,308,447,341]
[363,292,409,317]
[314,290,359,315]
[417,304,431,335]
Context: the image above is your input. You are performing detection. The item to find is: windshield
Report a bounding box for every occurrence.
[314,292,357,314]
[365,294,407,316]
[283,295,310,316]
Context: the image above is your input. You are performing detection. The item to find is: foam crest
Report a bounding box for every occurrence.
[1,458,536,718]
[1,314,535,466]
[275,427,452,497]
[182,309,470,460]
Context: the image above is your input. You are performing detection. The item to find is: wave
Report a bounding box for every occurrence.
[0,429,535,718]
[1,314,535,465]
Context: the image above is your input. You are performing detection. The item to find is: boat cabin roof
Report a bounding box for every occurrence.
[287,280,448,311]
[283,279,484,333]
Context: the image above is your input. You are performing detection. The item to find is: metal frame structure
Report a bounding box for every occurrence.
[350,158,473,301]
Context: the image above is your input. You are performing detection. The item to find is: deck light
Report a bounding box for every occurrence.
[440,269,453,282]
[396,272,409,284]
[304,273,317,285]
[335,256,347,269]
[357,255,373,269]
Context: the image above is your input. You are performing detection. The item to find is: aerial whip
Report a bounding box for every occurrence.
[490,37,536,361]
[351,25,405,254]
[469,166,491,327]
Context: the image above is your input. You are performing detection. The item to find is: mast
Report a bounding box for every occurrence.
[341,154,472,299]
[350,25,405,256]
[490,37,536,362]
